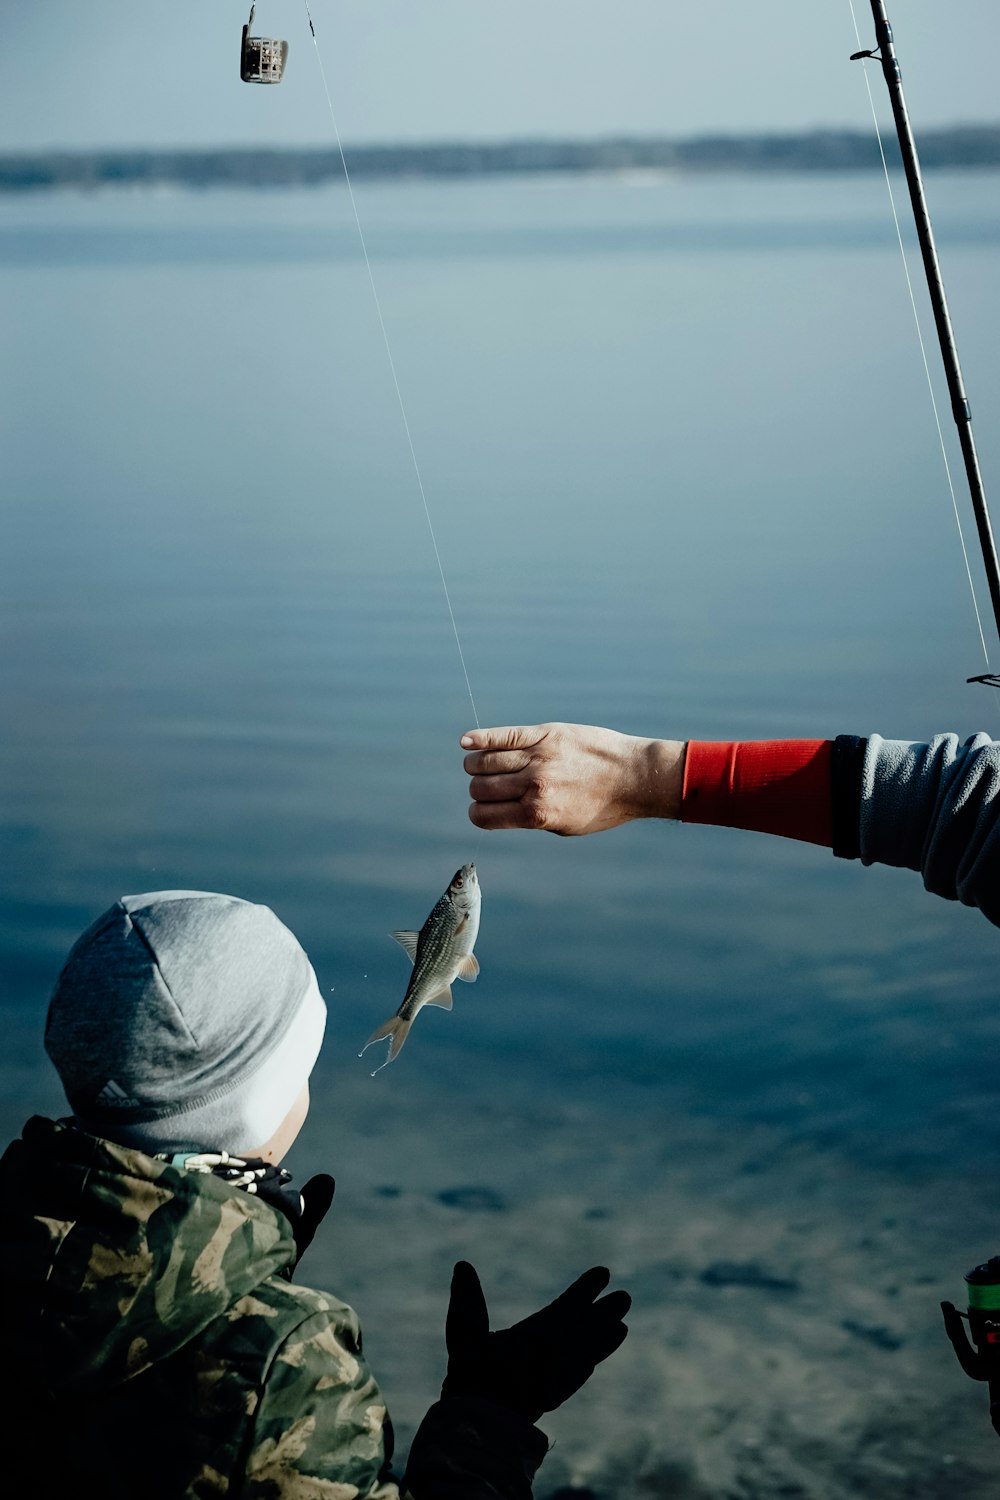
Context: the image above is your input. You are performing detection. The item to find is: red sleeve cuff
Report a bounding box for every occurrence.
[681,740,833,847]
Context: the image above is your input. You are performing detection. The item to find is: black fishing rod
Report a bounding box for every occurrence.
[850,6,1000,1441]
[851,1,1000,682]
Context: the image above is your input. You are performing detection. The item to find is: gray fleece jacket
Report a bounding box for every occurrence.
[838,733,1000,929]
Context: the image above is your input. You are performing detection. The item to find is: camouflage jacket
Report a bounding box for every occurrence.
[0,1116,547,1499]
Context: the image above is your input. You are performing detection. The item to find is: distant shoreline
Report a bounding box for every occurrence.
[3,125,1000,192]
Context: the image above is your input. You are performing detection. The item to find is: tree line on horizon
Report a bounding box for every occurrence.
[2,125,999,191]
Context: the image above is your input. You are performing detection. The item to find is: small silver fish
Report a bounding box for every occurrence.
[360,864,481,1073]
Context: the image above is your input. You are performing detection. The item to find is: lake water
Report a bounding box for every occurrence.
[3,170,1000,1494]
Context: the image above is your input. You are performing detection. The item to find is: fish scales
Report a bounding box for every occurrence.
[360,864,480,1072]
[402,900,466,1008]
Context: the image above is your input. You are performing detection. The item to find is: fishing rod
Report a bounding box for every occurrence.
[851,1,1000,686]
[849,4,1000,1440]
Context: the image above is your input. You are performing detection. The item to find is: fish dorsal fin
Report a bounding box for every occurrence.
[456,953,480,983]
[426,986,454,1011]
[390,930,419,964]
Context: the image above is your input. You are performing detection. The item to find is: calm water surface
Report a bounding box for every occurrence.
[2,169,1000,1189]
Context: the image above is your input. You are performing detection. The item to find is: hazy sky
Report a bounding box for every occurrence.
[3,2,998,151]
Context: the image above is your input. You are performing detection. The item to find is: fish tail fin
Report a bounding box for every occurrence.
[358,1014,413,1075]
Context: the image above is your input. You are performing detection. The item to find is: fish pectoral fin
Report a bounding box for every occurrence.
[455,953,480,983]
[389,930,419,964]
[425,986,454,1011]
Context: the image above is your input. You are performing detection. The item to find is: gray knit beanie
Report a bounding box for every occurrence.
[44,890,327,1155]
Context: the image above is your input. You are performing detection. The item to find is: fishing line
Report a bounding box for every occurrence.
[847,0,992,674]
[301,1,481,730]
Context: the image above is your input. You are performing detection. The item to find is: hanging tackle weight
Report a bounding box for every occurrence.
[240,4,288,84]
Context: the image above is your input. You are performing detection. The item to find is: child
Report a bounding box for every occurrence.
[0,889,630,1499]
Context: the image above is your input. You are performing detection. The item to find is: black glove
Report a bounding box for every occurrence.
[441,1260,631,1423]
[293,1173,336,1263]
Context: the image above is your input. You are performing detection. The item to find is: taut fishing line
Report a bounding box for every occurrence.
[300,0,481,734]
[847,0,994,681]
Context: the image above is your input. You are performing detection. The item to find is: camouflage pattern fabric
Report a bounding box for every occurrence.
[0,1116,546,1499]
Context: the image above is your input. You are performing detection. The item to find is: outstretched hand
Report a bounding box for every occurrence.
[442,1260,631,1423]
[461,722,684,835]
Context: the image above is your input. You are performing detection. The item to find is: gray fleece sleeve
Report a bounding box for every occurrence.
[859,733,1000,927]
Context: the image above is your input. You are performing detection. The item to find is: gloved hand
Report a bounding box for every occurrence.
[293,1173,336,1263]
[441,1260,631,1423]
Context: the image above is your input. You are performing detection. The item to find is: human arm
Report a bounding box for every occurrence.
[404,1261,630,1500]
[852,731,1000,927]
[459,723,824,839]
[402,1397,548,1500]
[461,723,1000,928]
[240,1289,551,1500]
[240,1299,403,1500]
[684,729,1000,929]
